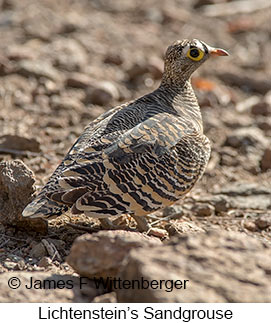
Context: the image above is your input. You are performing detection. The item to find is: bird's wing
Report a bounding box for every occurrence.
[48,112,189,218]
[22,103,125,218]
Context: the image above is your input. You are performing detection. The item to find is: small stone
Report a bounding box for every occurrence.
[147,56,164,80]
[257,118,271,132]
[214,182,271,196]
[208,195,232,213]
[1,0,14,10]
[48,38,88,72]
[236,96,260,113]
[147,227,168,238]
[193,0,218,9]
[0,54,14,75]
[41,239,62,262]
[224,127,268,150]
[30,242,47,259]
[66,72,93,89]
[255,215,271,230]
[0,134,40,153]
[84,81,119,106]
[6,45,37,61]
[244,221,257,232]
[251,101,271,116]
[127,62,149,82]
[104,53,123,66]
[92,292,117,303]
[51,95,84,112]
[145,7,164,23]
[233,195,271,210]
[165,221,204,236]
[38,256,52,268]
[192,203,215,217]
[3,260,17,270]
[14,259,26,270]
[17,60,61,81]
[261,148,271,172]
[163,205,183,218]
[219,147,239,167]
[42,79,62,95]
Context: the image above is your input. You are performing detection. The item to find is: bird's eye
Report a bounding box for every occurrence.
[187,48,204,61]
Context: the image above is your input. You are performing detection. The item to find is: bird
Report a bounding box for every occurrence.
[22,39,229,231]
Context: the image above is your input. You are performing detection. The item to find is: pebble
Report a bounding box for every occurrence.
[103,53,123,66]
[30,242,48,259]
[17,60,61,82]
[84,81,119,106]
[244,221,257,232]
[147,227,168,239]
[66,72,93,89]
[236,96,260,113]
[212,196,231,213]
[220,146,239,167]
[192,203,215,217]
[251,101,271,116]
[6,44,37,61]
[92,292,117,303]
[51,95,84,112]
[261,148,271,172]
[225,127,268,150]
[0,134,40,153]
[38,256,52,268]
[165,221,204,236]
[14,259,26,270]
[3,260,17,270]
[163,205,183,218]
[215,182,271,196]
[256,117,271,132]
[127,62,148,82]
[49,38,88,72]
[255,215,271,230]
[147,56,164,80]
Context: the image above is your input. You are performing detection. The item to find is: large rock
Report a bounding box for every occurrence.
[117,230,271,302]
[67,230,162,279]
[0,160,47,232]
[0,272,104,302]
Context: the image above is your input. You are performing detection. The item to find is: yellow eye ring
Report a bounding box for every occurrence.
[187,48,204,61]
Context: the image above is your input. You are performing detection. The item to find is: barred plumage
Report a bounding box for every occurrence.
[22,39,228,227]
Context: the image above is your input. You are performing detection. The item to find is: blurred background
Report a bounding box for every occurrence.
[0,0,270,222]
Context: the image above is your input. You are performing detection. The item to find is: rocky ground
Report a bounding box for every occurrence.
[0,0,271,302]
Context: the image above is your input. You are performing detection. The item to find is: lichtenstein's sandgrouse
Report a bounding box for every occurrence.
[22,39,229,231]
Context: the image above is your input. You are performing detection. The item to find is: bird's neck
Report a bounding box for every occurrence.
[157,79,203,132]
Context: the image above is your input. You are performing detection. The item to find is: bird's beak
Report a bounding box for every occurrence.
[208,46,229,57]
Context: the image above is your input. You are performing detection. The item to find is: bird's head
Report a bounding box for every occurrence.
[162,39,229,87]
